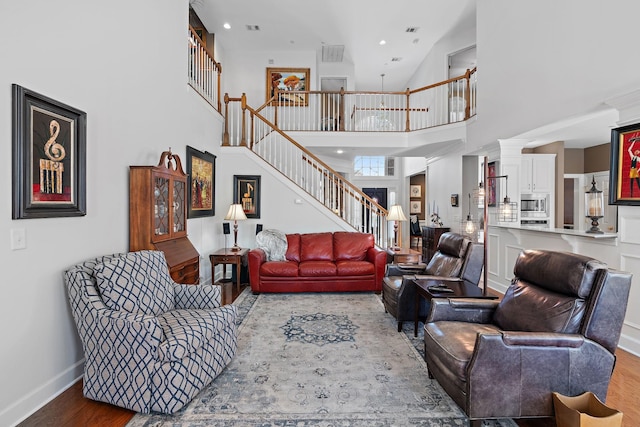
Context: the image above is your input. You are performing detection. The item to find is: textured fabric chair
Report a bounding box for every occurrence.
[382,232,483,331]
[64,250,238,414]
[423,249,632,423]
[409,215,422,249]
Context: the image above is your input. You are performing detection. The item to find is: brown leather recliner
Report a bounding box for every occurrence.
[382,232,483,331]
[423,249,632,423]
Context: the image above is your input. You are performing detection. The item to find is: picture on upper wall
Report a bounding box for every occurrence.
[234,175,261,218]
[266,67,309,106]
[186,146,216,218]
[12,84,86,219]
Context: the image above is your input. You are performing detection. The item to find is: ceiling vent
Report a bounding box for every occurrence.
[245,25,260,31]
[405,27,419,33]
[322,45,345,62]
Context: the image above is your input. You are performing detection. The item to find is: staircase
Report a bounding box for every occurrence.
[219,71,477,247]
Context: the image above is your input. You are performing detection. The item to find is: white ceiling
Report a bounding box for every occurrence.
[191,0,476,91]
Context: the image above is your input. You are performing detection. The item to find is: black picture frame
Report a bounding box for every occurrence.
[609,122,640,205]
[186,145,216,218]
[233,175,261,218]
[12,84,86,219]
[450,194,459,207]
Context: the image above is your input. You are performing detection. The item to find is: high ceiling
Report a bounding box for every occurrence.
[191,0,476,91]
[190,0,617,151]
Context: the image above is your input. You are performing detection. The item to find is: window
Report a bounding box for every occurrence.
[354,156,395,176]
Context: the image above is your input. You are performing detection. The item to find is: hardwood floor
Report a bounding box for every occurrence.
[17,282,640,427]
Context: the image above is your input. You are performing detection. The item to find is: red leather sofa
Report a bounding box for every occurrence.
[248,231,386,293]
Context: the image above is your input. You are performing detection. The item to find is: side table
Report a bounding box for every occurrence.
[209,248,249,294]
[413,277,497,337]
[386,247,422,264]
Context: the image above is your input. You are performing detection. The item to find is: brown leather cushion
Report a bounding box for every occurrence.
[424,321,500,384]
[436,233,468,258]
[285,234,301,263]
[493,280,586,333]
[333,232,373,261]
[336,260,374,276]
[260,261,299,277]
[299,260,337,276]
[300,233,334,261]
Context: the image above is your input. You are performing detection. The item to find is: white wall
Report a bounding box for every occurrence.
[0,2,343,425]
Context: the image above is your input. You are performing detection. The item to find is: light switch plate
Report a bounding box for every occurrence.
[11,228,26,250]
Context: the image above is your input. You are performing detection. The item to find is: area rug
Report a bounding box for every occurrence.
[127,291,516,427]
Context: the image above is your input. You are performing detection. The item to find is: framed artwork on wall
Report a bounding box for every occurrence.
[266,67,310,106]
[487,161,497,207]
[234,175,261,218]
[410,200,421,214]
[12,84,87,219]
[410,184,421,198]
[186,145,216,218]
[609,122,640,205]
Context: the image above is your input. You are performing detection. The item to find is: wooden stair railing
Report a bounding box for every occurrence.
[228,96,390,246]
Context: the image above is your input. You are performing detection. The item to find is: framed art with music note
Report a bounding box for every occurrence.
[12,84,87,219]
[233,175,261,218]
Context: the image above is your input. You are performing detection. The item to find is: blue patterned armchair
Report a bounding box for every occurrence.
[64,250,238,414]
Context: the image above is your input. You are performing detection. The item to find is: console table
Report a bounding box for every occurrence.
[210,248,249,294]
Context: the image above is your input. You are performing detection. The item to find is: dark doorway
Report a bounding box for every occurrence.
[362,188,387,235]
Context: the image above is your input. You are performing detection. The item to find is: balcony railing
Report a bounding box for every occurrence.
[188,25,222,112]
[223,68,476,145]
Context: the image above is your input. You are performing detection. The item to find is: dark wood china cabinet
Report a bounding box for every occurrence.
[129,150,200,284]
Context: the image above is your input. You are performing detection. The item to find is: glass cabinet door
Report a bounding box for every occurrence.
[173,180,185,233]
[154,176,170,236]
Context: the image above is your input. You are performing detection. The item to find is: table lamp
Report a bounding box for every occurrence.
[387,204,407,250]
[224,203,247,251]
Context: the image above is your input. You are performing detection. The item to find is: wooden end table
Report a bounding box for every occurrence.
[413,277,497,337]
[386,247,422,264]
[209,248,249,294]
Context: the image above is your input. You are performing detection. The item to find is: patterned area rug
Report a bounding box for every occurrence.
[127,291,516,427]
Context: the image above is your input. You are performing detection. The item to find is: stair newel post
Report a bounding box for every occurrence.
[405,88,411,131]
[339,87,345,131]
[223,93,230,146]
[464,68,471,120]
[240,93,247,147]
[273,87,279,128]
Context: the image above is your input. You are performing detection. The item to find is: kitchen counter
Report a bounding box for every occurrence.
[490,223,617,239]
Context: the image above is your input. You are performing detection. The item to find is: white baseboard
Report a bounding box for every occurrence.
[1,360,84,427]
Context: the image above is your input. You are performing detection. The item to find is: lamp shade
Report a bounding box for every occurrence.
[387,204,407,221]
[224,203,247,221]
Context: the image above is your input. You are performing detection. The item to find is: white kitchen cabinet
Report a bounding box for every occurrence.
[520,154,555,193]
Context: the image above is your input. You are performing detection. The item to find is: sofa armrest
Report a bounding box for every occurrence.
[248,248,267,291]
[427,298,499,323]
[367,247,388,290]
[174,284,221,309]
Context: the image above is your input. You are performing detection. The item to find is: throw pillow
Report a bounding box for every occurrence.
[94,250,175,315]
[256,229,288,261]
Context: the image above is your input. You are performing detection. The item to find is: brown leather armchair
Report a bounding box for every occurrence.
[423,250,632,423]
[382,232,484,331]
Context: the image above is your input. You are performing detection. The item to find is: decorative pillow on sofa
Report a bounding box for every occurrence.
[94,250,175,315]
[256,229,288,261]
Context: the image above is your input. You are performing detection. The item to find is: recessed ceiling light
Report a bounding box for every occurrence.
[223,22,231,30]
[337,149,344,154]
[379,40,386,46]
